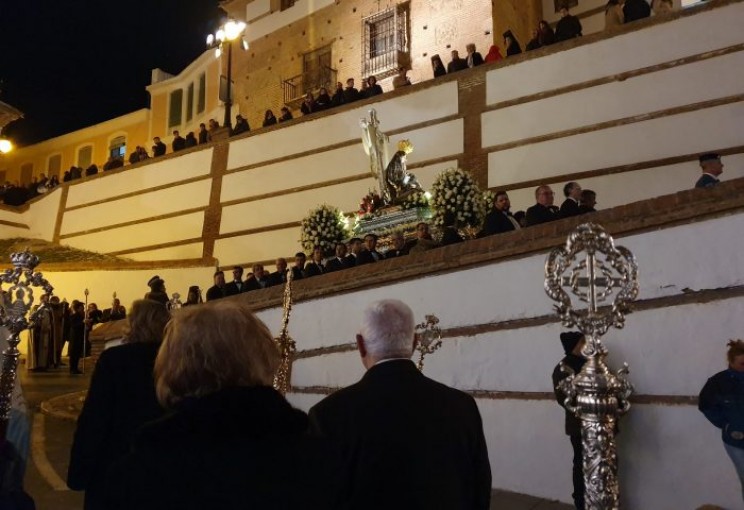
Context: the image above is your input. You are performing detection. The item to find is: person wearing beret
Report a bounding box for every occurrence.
[695,153,724,189]
[552,331,587,510]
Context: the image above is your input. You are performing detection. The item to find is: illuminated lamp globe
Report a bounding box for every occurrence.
[0,139,12,154]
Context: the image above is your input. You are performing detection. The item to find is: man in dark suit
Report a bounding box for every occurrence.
[244,264,270,291]
[466,43,484,67]
[384,232,408,258]
[578,189,597,214]
[343,78,360,103]
[325,242,351,273]
[363,234,384,262]
[171,131,186,152]
[478,190,520,237]
[205,270,227,301]
[224,266,246,296]
[152,137,166,157]
[308,299,492,509]
[559,181,582,218]
[303,247,325,277]
[526,185,560,226]
[348,238,375,266]
[268,258,289,287]
[291,252,306,280]
[695,152,724,188]
[447,50,469,73]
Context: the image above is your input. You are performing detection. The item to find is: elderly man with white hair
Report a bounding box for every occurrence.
[308,299,492,509]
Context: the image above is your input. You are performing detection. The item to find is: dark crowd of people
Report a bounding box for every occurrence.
[60,296,491,510]
[25,294,126,375]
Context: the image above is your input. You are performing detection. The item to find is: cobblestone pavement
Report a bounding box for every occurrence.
[21,358,573,510]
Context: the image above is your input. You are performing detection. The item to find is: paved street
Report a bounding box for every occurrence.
[19,359,572,510]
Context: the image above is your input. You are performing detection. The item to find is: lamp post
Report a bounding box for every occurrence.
[206,20,248,129]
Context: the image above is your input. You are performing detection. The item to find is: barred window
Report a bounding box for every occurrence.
[362,3,410,79]
[168,89,183,128]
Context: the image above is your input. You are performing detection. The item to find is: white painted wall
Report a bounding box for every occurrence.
[65,149,213,208]
[487,2,744,105]
[265,212,744,508]
[226,81,459,169]
[505,153,744,214]
[488,102,744,189]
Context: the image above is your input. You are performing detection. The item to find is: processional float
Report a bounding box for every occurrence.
[0,250,54,439]
[545,223,639,509]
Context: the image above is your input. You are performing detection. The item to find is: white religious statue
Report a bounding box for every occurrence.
[360,109,392,204]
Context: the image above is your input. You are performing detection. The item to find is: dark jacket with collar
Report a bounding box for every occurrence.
[695,173,720,189]
[224,280,245,296]
[560,198,581,218]
[68,342,165,510]
[526,203,559,227]
[478,209,518,237]
[105,386,347,510]
[308,360,492,510]
[700,369,744,449]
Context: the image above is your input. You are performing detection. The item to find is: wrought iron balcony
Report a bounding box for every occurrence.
[282,66,338,106]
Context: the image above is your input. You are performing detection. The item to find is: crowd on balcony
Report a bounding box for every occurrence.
[2,0,684,209]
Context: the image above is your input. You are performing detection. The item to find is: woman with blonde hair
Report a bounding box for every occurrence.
[68,299,170,510]
[105,300,345,509]
[700,339,744,503]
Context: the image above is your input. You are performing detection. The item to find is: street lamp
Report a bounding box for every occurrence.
[0,138,11,154]
[206,20,248,129]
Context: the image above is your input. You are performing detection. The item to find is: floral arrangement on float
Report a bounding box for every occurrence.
[482,190,496,213]
[357,190,384,219]
[430,167,485,229]
[400,189,431,211]
[300,204,349,254]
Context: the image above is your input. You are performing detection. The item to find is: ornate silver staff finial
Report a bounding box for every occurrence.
[414,314,442,372]
[168,293,182,311]
[273,269,296,395]
[0,249,54,439]
[544,223,638,509]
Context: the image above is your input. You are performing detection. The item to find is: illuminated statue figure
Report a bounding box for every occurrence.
[360,109,391,203]
[385,139,422,203]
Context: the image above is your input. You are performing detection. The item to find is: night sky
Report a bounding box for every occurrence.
[0,0,224,146]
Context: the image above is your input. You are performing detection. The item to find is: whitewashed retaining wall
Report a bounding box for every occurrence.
[255,212,744,509]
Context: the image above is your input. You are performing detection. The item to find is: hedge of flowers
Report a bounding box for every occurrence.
[300,204,349,253]
[429,167,484,228]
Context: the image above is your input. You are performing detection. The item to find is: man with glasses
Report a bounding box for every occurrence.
[526,185,560,226]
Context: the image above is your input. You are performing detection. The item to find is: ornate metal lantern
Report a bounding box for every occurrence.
[414,314,442,372]
[544,223,639,509]
[0,250,54,438]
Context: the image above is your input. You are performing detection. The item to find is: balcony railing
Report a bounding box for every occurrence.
[282,66,338,105]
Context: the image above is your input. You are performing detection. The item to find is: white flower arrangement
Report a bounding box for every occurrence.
[401,189,431,211]
[430,168,485,228]
[482,190,495,213]
[300,204,349,253]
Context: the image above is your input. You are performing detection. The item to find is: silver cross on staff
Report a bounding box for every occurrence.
[544,223,639,509]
